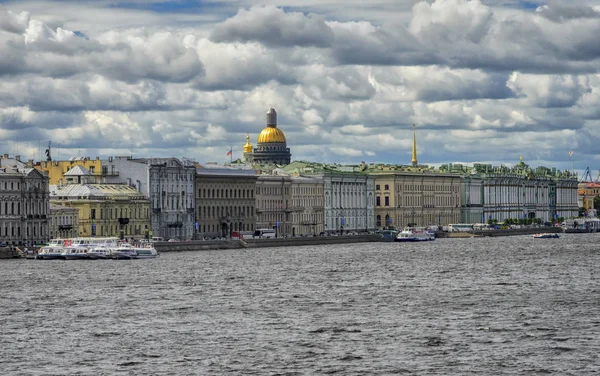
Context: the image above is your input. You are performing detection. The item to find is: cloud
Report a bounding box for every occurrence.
[536,1,600,22]
[210,6,334,48]
[0,9,206,82]
[507,72,591,108]
[1,0,600,172]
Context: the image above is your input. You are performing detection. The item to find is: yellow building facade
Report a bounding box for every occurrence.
[578,182,600,210]
[49,184,151,240]
[368,167,462,229]
[37,157,108,185]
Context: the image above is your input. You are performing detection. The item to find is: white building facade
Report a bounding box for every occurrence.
[457,161,580,223]
[103,156,196,240]
[0,155,50,246]
[322,173,375,234]
[290,176,324,236]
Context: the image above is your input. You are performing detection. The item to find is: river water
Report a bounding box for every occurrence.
[1,234,599,375]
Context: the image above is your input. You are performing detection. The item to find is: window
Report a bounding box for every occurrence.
[376,185,380,190]
[384,184,389,190]
[376,196,381,206]
[385,197,389,206]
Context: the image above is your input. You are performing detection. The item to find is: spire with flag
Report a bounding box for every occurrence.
[226,148,232,157]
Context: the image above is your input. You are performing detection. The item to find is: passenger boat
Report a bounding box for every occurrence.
[396,227,436,242]
[133,245,159,259]
[87,245,114,259]
[533,233,560,239]
[62,246,90,260]
[36,246,65,260]
[113,243,137,260]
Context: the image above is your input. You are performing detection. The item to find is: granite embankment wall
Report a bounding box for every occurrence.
[0,247,22,259]
[155,235,382,252]
[436,226,562,238]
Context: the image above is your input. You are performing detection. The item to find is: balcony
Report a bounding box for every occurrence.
[58,224,73,230]
[167,222,183,228]
[152,208,161,213]
[118,218,130,225]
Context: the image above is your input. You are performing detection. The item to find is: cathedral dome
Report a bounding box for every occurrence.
[257,108,286,143]
[243,134,253,153]
[257,127,287,143]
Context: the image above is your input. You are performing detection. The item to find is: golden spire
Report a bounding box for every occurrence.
[411,124,418,166]
[243,134,253,153]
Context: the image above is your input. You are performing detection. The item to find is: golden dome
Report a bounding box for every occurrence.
[243,134,253,153]
[257,126,286,143]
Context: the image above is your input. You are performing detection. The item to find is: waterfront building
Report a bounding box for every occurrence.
[0,154,50,246]
[102,156,196,240]
[290,176,324,236]
[36,156,117,185]
[578,182,600,211]
[246,108,292,165]
[283,162,375,234]
[442,158,579,223]
[49,183,151,240]
[49,203,79,239]
[365,163,462,229]
[362,128,462,229]
[256,174,293,236]
[195,164,258,238]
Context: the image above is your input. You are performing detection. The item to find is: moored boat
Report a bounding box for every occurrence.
[113,243,137,259]
[533,233,560,239]
[36,245,66,260]
[133,245,159,259]
[396,227,436,242]
[87,245,114,259]
[62,246,90,260]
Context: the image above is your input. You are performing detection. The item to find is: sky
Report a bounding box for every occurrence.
[1,0,600,175]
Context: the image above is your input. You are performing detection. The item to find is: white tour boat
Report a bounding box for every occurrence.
[133,244,159,259]
[62,246,90,260]
[87,245,115,259]
[396,227,436,242]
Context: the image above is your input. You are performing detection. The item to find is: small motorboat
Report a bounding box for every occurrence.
[533,233,560,239]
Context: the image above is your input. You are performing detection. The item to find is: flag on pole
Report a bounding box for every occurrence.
[226,149,232,156]
[569,150,573,156]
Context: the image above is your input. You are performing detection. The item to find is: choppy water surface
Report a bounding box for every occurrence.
[1,234,600,375]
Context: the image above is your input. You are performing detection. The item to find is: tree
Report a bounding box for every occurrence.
[594,195,600,210]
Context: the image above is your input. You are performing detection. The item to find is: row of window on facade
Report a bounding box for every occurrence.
[152,195,193,210]
[256,187,287,195]
[85,224,149,236]
[200,223,252,233]
[0,201,47,216]
[89,207,149,220]
[292,187,321,195]
[52,216,76,225]
[375,195,459,207]
[199,206,254,219]
[1,224,46,237]
[198,188,255,199]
